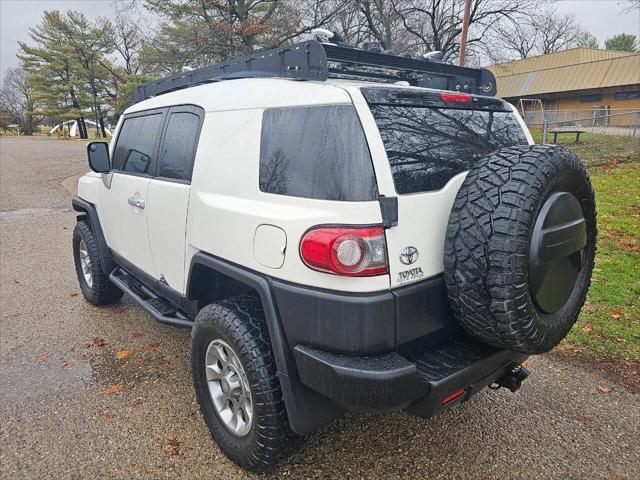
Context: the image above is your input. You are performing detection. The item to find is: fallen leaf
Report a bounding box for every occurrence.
[62,226,68,230]
[35,351,49,361]
[92,337,107,348]
[147,342,161,350]
[581,326,592,334]
[68,292,79,298]
[575,413,591,423]
[596,386,611,394]
[103,384,125,395]
[611,309,622,319]
[103,412,114,422]
[161,438,182,456]
[521,360,530,367]
[115,349,134,360]
[132,331,144,338]
[39,313,47,321]
[60,359,78,369]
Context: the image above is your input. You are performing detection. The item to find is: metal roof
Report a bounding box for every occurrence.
[487,49,640,98]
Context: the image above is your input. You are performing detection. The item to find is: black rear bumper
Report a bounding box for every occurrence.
[272,275,528,427]
[294,337,527,416]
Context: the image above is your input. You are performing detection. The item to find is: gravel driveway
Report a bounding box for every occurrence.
[1,136,638,480]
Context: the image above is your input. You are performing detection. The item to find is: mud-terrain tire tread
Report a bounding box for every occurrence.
[72,220,123,306]
[444,145,596,354]
[191,295,302,472]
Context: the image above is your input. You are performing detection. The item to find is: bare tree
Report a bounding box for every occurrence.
[0,67,42,135]
[487,7,588,62]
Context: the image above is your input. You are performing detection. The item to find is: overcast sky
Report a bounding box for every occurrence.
[1,0,639,80]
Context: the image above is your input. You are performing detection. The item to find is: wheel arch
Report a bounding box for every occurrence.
[71,197,115,274]
[185,252,344,435]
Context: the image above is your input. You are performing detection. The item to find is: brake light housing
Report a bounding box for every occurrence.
[299,226,388,276]
[440,92,472,104]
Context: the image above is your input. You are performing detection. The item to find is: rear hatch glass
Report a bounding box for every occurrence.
[362,88,529,194]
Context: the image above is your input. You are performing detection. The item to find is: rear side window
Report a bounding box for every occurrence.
[259,105,377,201]
[158,111,201,181]
[368,105,528,194]
[112,113,163,174]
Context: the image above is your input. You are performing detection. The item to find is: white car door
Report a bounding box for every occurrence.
[146,105,204,294]
[99,109,166,277]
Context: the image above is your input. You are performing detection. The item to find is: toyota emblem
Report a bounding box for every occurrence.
[400,246,419,265]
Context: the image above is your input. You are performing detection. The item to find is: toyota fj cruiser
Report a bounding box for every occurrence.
[72,37,596,472]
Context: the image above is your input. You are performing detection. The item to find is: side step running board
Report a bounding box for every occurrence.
[109,268,193,329]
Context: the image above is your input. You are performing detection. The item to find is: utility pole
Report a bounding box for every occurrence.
[459,0,472,66]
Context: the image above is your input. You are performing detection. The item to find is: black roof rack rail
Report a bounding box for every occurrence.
[131,40,496,104]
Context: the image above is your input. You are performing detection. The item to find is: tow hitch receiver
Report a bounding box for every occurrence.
[490,365,530,393]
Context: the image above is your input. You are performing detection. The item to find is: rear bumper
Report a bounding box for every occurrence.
[294,338,527,416]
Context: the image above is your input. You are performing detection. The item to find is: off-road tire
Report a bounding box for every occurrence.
[72,220,123,306]
[191,295,302,472]
[444,145,596,354]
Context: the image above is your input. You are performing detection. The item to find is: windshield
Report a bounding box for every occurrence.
[368,105,529,194]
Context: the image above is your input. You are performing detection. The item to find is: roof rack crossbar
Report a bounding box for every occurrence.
[131,40,496,104]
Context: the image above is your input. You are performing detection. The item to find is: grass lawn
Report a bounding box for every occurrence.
[528,129,640,167]
[564,161,640,363]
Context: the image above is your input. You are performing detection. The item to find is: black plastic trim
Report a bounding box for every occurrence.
[186,252,344,435]
[71,197,115,274]
[272,279,395,354]
[378,195,398,228]
[294,345,427,410]
[294,338,527,414]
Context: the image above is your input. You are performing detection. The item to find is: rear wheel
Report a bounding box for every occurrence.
[190,295,301,472]
[72,220,123,306]
[444,145,596,354]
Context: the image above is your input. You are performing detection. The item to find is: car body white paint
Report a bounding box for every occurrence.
[77,77,532,295]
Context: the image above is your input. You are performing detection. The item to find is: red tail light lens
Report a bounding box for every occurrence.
[300,226,388,276]
[440,92,472,104]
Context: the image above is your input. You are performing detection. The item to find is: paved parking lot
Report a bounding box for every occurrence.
[1,136,639,479]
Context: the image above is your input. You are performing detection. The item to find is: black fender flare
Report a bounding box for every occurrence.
[186,252,343,435]
[71,197,115,274]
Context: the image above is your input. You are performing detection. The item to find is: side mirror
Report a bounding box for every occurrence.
[87,142,110,173]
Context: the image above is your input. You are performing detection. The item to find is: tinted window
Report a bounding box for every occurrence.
[158,111,201,181]
[112,113,163,174]
[368,105,528,194]
[260,105,377,201]
[615,90,640,101]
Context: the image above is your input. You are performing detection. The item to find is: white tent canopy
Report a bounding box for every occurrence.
[49,120,111,137]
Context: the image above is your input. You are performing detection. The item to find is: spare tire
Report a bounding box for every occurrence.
[444,145,596,354]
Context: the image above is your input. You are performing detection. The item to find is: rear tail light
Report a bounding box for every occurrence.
[440,92,472,104]
[300,226,388,276]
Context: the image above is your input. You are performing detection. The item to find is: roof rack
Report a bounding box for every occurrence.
[131,40,497,104]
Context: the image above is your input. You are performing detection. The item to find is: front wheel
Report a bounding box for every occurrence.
[72,220,123,306]
[190,295,302,472]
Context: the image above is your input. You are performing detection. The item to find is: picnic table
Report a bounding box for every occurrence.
[550,129,585,143]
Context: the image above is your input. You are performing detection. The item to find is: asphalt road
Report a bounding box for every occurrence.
[1,136,638,480]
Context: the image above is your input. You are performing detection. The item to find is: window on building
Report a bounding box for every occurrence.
[579,94,603,103]
[614,90,640,101]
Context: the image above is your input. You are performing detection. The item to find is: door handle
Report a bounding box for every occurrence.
[127,195,145,209]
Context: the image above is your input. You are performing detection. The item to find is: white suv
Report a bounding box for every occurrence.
[72,39,597,472]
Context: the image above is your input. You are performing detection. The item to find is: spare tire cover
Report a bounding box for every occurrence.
[444,145,597,354]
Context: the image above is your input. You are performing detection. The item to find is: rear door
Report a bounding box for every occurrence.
[146,105,204,294]
[99,109,166,276]
[352,87,531,288]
